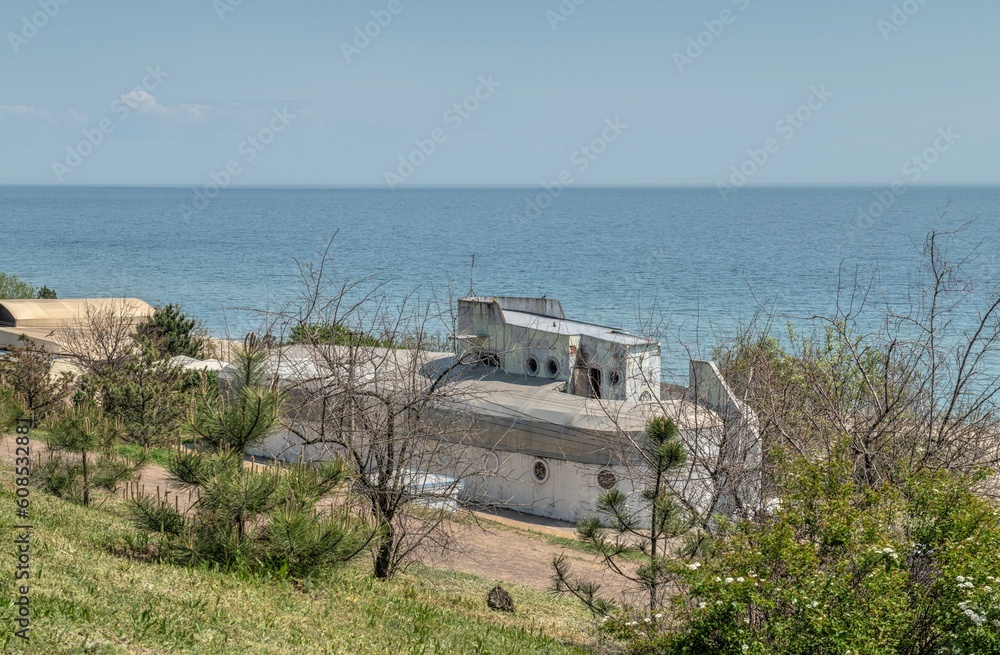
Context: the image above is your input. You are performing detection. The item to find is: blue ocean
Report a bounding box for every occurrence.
[3,186,999,379]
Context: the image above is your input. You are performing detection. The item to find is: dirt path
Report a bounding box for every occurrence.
[0,434,641,600]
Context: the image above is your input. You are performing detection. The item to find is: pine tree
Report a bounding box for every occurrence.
[136,304,209,359]
[82,347,188,454]
[554,417,693,614]
[40,404,142,506]
[129,334,370,578]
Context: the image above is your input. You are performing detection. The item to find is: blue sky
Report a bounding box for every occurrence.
[1,0,997,187]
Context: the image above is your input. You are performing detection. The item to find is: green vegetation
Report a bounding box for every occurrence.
[36,286,57,300]
[0,386,23,433]
[129,334,371,580]
[0,272,56,299]
[0,479,593,654]
[0,272,38,300]
[0,338,73,419]
[619,448,1000,655]
[288,321,395,348]
[136,304,209,360]
[555,417,694,615]
[37,404,141,507]
[78,348,188,453]
[187,334,280,453]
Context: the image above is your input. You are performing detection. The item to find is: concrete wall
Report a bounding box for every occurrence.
[567,336,660,402]
[689,360,763,517]
[456,297,659,402]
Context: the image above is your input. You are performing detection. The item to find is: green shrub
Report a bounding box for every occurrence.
[288,321,395,348]
[136,303,209,359]
[0,271,38,299]
[630,446,1000,654]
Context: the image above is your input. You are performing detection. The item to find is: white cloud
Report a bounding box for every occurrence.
[112,90,211,121]
[118,89,168,116]
[0,104,54,123]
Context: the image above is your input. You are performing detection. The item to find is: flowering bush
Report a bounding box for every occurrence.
[627,448,1000,654]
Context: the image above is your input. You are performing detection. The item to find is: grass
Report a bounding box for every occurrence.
[0,462,597,654]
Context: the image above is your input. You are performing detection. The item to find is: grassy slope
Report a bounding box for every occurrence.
[0,465,596,655]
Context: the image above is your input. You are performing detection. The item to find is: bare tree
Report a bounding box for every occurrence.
[260,253,492,580]
[61,299,150,375]
[0,337,73,418]
[715,226,1000,492]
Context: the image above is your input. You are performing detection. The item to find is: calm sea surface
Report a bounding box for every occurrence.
[3,186,998,380]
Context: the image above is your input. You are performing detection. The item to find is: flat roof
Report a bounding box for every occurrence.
[253,346,717,431]
[0,298,152,328]
[500,308,657,348]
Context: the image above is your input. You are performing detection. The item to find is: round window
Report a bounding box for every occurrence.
[597,470,617,489]
[532,459,549,483]
[545,358,560,377]
[483,451,500,473]
[608,371,621,386]
[526,356,539,376]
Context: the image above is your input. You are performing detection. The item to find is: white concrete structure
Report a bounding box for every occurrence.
[235,296,761,525]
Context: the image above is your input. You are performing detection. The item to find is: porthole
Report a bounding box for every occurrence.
[608,370,621,386]
[532,459,549,483]
[484,451,500,473]
[526,356,539,376]
[545,358,560,377]
[597,470,617,490]
[639,391,653,402]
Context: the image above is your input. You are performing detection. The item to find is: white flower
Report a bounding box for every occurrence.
[654,613,664,619]
[737,577,745,583]
[957,576,967,583]
[698,602,707,609]
[742,645,749,652]
[686,562,702,570]
[725,577,735,584]
[644,617,651,624]
[809,600,819,608]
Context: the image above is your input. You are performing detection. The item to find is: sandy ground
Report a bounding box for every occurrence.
[0,433,641,600]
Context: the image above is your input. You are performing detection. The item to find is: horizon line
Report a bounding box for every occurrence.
[2,183,999,190]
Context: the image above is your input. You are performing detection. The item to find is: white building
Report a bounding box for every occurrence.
[246,296,761,525]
